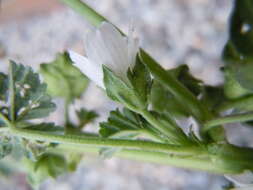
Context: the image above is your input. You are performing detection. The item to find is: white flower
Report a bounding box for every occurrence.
[225,170,253,189]
[69,22,139,89]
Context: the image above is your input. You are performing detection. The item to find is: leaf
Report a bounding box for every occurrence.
[139,49,208,122]
[222,0,253,92]
[169,64,202,96]
[150,80,189,118]
[40,52,89,101]
[25,123,63,134]
[150,64,202,118]
[76,108,98,128]
[99,108,150,158]
[235,63,253,91]
[99,108,144,138]
[0,73,8,101]
[200,85,226,113]
[223,67,251,99]
[24,153,67,188]
[127,54,152,108]
[66,153,82,172]
[0,136,12,159]
[7,61,56,122]
[229,0,253,57]
[103,66,145,110]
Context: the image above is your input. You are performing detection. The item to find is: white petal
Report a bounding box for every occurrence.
[99,22,129,78]
[127,22,139,70]
[68,51,105,89]
[225,171,253,187]
[85,28,111,67]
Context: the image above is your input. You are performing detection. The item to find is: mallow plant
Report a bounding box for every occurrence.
[1,0,253,189]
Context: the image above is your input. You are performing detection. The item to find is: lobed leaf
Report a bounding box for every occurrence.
[76,108,98,128]
[40,52,89,101]
[7,61,56,122]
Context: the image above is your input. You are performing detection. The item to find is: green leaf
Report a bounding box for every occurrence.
[99,108,154,158]
[127,54,152,108]
[150,80,189,118]
[200,86,226,113]
[66,153,82,172]
[139,49,209,122]
[103,66,145,110]
[35,153,67,178]
[222,41,241,64]
[40,52,89,101]
[21,138,53,161]
[76,108,98,128]
[0,136,12,159]
[223,67,251,99]
[0,73,8,101]
[99,108,144,138]
[229,0,253,57]
[222,1,253,92]
[234,62,253,91]
[24,153,67,188]
[99,108,166,141]
[6,61,56,122]
[150,64,202,118]
[25,123,63,134]
[169,64,202,96]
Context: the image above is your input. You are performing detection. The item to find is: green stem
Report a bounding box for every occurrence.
[53,144,235,174]
[8,62,15,122]
[64,100,70,127]
[59,0,107,27]
[218,95,253,112]
[9,127,201,155]
[204,112,253,131]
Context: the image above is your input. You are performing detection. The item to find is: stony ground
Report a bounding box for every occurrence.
[0,0,235,189]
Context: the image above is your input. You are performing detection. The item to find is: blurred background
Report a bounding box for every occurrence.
[0,0,234,189]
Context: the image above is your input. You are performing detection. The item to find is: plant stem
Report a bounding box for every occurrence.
[218,95,253,112]
[9,127,201,155]
[204,112,253,131]
[59,0,107,27]
[52,144,235,174]
[8,62,15,122]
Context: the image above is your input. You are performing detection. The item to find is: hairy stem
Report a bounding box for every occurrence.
[52,145,236,174]
[9,127,202,155]
[59,0,107,27]
[8,62,15,122]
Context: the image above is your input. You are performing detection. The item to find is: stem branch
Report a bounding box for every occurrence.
[204,112,253,131]
[59,0,107,27]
